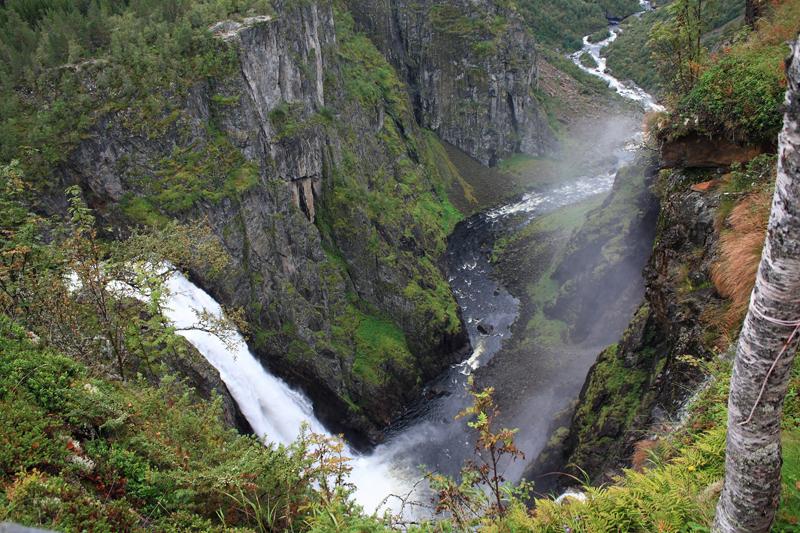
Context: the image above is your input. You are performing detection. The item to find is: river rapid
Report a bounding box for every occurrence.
[162,3,662,518]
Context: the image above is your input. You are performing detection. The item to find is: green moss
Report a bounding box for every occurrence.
[327,301,417,387]
[118,134,261,221]
[120,196,169,227]
[335,7,408,114]
[568,341,652,468]
[353,311,414,385]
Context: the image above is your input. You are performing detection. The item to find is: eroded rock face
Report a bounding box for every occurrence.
[346,0,557,166]
[55,0,469,444]
[559,169,726,483]
[660,133,767,168]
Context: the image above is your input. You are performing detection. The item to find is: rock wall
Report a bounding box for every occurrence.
[558,168,727,482]
[345,0,557,166]
[53,0,469,444]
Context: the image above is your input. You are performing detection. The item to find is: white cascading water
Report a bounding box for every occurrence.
[163,272,410,514]
[158,2,667,515]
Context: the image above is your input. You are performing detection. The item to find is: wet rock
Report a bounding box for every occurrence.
[477,322,494,335]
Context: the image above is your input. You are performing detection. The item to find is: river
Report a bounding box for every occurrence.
[163,3,661,518]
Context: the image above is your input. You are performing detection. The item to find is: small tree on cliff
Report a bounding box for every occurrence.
[0,168,237,380]
[428,377,530,528]
[649,0,716,96]
[713,37,800,532]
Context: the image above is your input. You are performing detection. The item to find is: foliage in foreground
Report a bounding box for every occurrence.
[0,315,382,532]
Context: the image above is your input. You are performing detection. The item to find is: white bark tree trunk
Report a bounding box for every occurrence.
[714,37,800,532]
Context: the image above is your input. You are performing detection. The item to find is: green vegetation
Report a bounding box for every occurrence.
[604,0,744,95]
[651,0,799,144]
[587,28,611,43]
[493,157,650,351]
[676,39,787,143]
[1,0,470,429]
[0,0,275,184]
[0,161,383,531]
[313,7,465,366]
[536,44,616,95]
[515,0,640,50]
[336,8,409,114]
[578,51,599,69]
[5,1,800,531]
[485,352,800,531]
[498,196,604,348]
[565,314,657,477]
[133,137,260,217]
[428,4,510,57]
[604,7,672,93]
[0,315,381,532]
[327,301,417,387]
[354,312,414,385]
[427,378,531,528]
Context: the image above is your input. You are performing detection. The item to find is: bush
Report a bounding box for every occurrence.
[658,0,800,143]
[677,43,787,143]
[0,315,378,532]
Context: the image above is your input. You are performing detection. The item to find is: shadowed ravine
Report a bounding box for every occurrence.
[165,2,661,516]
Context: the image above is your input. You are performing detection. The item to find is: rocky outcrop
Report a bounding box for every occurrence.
[660,133,768,168]
[345,0,557,165]
[558,168,726,482]
[53,0,469,445]
[547,159,660,345]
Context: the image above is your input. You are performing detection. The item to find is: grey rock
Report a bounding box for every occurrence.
[52,0,469,443]
[346,0,557,166]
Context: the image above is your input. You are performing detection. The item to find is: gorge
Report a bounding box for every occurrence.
[160,0,664,513]
[1,0,798,530]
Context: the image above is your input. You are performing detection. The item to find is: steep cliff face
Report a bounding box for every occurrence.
[560,169,728,481]
[54,1,469,444]
[345,0,557,166]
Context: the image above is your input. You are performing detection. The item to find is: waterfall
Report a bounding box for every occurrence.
[162,272,410,514]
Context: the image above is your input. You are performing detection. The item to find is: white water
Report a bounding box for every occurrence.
[570,1,664,113]
[162,272,411,514]
[156,3,668,515]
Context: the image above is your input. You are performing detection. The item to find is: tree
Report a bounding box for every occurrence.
[0,164,237,380]
[744,0,767,27]
[427,377,530,529]
[714,37,800,532]
[648,0,716,96]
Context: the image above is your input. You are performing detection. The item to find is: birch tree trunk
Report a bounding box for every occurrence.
[713,37,800,532]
